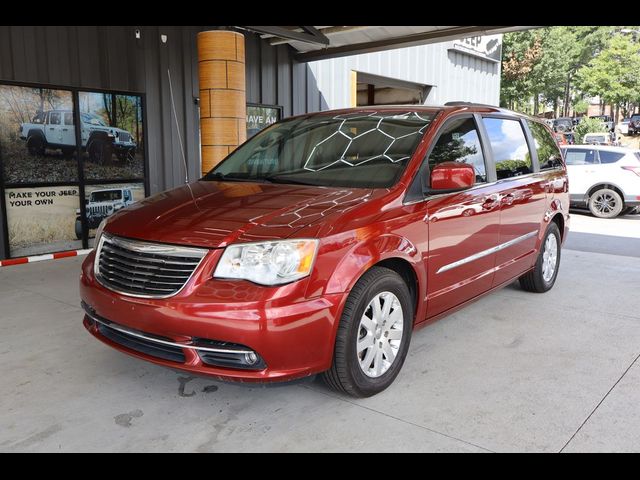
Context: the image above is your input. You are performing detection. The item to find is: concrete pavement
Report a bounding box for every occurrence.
[0,212,639,452]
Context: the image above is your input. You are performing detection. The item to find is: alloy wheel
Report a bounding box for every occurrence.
[356,291,404,378]
[541,234,558,282]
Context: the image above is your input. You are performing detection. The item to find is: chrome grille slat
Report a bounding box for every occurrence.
[98,261,190,279]
[99,269,187,286]
[101,244,200,265]
[99,252,195,273]
[95,234,208,298]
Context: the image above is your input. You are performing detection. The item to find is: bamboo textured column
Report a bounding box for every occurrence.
[197,30,246,175]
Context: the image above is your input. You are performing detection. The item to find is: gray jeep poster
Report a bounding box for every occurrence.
[0,85,145,184]
[0,83,147,258]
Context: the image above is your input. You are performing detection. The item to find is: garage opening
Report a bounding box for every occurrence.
[355,71,432,106]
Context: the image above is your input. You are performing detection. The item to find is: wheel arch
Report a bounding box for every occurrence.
[586,182,625,202]
[323,233,426,325]
[26,129,46,141]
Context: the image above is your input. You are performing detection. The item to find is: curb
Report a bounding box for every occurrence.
[0,249,93,267]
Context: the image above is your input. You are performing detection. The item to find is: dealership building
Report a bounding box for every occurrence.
[0,26,514,261]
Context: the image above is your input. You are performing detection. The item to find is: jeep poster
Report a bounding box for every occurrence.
[0,85,145,184]
[4,186,83,257]
[0,85,77,183]
[84,183,145,248]
[78,91,145,181]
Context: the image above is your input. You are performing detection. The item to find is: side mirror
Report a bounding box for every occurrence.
[429,162,475,192]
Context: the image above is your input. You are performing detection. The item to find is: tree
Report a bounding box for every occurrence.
[574,117,607,140]
[500,31,541,112]
[575,34,640,122]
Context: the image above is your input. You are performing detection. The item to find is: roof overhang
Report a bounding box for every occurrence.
[237,26,540,62]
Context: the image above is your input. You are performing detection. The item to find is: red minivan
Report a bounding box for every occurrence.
[80,104,569,397]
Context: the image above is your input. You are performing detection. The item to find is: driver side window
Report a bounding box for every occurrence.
[428,117,487,184]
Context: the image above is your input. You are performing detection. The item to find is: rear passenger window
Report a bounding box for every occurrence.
[428,117,487,184]
[598,151,625,164]
[482,118,533,179]
[527,120,563,170]
[564,149,597,165]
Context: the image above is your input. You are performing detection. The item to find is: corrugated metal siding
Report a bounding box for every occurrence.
[0,25,326,259]
[0,26,324,193]
[308,36,502,109]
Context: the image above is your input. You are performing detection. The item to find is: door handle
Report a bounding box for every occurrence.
[62,128,69,131]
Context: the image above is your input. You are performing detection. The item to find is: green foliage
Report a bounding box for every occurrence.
[500,26,640,114]
[573,99,589,114]
[574,117,607,140]
[575,34,640,108]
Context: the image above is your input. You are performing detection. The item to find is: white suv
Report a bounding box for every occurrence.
[562,145,640,218]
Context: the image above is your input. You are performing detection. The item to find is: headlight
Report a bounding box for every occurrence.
[213,239,319,286]
[94,218,108,246]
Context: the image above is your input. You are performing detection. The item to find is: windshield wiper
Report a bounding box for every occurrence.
[262,174,322,186]
[204,172,263,183]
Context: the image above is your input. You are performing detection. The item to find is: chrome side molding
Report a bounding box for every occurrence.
[436,230,539,274]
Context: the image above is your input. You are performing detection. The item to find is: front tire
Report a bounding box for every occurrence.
[589,188,623,218]
[322,266,413,397]
[74,218,83,240]
[519,222,561,293]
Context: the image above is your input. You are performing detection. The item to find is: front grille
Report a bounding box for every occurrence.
[89,205,111,216]
[95,234,207,298]
[118,132,131,142]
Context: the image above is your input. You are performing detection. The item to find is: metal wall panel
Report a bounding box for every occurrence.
[0,25,326,259]
[308,35,502,109]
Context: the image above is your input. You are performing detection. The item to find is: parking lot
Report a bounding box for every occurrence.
[1,210,639,452]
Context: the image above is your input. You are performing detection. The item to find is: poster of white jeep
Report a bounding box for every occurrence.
[82,183,145,245]
[0,85,145,184]
[20,110,137,164]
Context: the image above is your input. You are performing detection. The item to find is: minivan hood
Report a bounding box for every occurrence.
[104,180,373,249]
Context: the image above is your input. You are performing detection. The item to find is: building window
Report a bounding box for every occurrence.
[0,82,148,259]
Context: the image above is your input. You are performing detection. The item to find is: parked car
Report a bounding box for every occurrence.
[19,110,137,163]
[80,105,569,397]
[553,117,574,133]
[589,114,615,132]
[555,132,575,145]
[629,114,640,135]
[616,118,630,136]
[562,145,640,218]
[75,188,135,239]
[583,131,616,146]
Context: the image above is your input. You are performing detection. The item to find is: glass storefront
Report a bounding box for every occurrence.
[0,81,148,258]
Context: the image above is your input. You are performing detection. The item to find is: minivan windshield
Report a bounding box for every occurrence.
[204,110,437,188]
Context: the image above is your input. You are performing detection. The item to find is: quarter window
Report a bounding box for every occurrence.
[482,118,533,179]
[428,117,487,184]
[598,150,625,164]
[527,120,563,170]
[564,149,597,165]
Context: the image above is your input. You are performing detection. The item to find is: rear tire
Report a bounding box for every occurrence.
[322,266,413,398]
[588,188,623,219]
[26,135,45,156]
[519,222,561,293]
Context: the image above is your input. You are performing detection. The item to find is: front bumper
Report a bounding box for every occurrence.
[80,250,347,383]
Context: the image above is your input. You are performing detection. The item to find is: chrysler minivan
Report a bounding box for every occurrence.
[80,104,569,397]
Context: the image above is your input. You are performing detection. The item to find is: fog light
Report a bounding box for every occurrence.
[245,352,258,365]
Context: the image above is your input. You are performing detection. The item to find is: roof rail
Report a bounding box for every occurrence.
[444,101,499,108]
